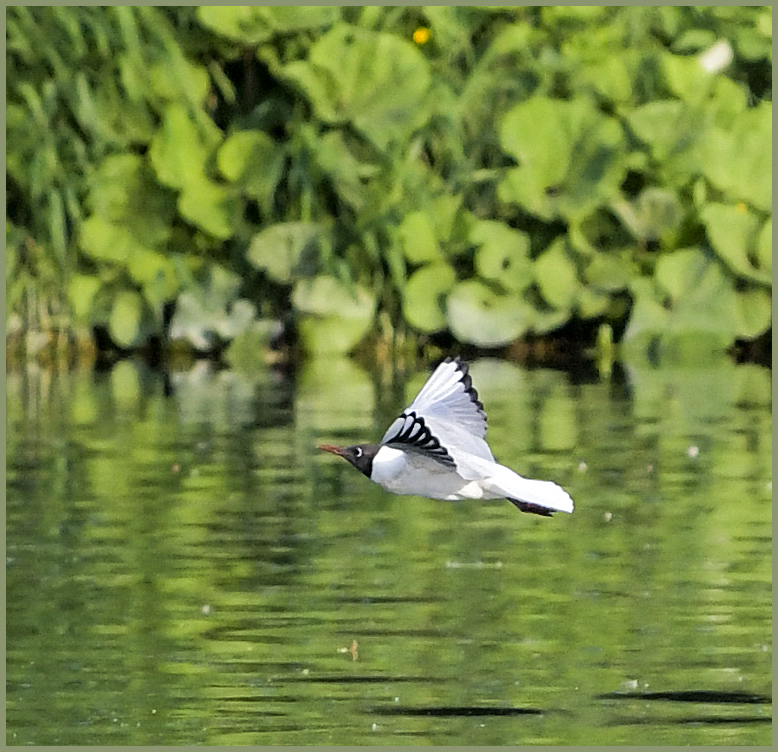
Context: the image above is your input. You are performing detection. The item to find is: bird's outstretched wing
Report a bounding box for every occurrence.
[379,410,456,467]
[405,357,487,438]
[380,357,494,466]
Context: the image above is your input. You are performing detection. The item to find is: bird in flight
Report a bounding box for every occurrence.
[320,357,574,516]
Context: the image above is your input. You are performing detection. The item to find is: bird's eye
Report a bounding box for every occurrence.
[354,447,363,458]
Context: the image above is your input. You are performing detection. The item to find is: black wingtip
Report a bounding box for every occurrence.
[443,355,467,373]
[442,356,484,416]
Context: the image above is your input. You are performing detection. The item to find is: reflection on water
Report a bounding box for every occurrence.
[6,357,772,745]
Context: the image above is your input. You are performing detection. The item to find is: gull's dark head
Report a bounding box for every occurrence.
[319,443,379,477]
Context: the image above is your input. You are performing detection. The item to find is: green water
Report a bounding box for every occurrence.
[6,357,772,745]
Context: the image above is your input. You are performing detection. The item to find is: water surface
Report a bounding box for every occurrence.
[7,357,772,744]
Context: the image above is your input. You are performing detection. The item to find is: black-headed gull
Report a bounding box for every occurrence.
[320,357,574,516]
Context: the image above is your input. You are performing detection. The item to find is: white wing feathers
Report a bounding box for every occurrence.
[403,357,487,439]
[381,358,494,464]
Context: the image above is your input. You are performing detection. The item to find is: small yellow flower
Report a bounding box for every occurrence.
[413,27,431,45]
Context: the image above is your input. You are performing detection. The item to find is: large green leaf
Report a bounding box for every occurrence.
[499,95,627,220]
[575,53,635,106]
[699,104,771,211]
[654,247,730,311]
[149,103,223,190]
[403,263,456,333]
[735,287,771,340]
[625,99,707,182]
[534,239,579,310]
[661,49,746,114]
[611,187,684,243]
[584,251,632,292]
[315,130,380,212]
[197,5,339,44]
[576,285,613,319]
[446,280,533,346]
[217,129,279,187]
[627,100,691,160]
[292,275,375,354]
[471,220,531,292]
[621,277,670,354]
[498,97,569,221]
[78,216,150,265]
[177,176,236,240]
[127,248,179,307]
[398,211,443,264]
[217,129,286,216]
[293,275,373,317]
[624,247,743,360]
[700,202,768,285]
[282,24,432,150]
[86,154,176,247]
[247,222,321,284]
[169,264,256,350]
[149,57,210,105]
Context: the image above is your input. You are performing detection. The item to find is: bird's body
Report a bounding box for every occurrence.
[320,357,574,516]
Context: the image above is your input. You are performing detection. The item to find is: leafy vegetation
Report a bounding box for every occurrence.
[6,6,772,364]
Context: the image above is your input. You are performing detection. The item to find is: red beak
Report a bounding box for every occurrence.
[319,444,347,457]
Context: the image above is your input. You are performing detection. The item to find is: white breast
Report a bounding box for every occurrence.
[370,446,492,501]
[370,446,410,485]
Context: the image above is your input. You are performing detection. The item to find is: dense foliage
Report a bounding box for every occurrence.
[6,6,772,362]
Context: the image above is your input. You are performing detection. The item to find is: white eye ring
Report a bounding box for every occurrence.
[354,447,363,458]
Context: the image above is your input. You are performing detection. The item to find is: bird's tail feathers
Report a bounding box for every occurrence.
[484,467,574,514]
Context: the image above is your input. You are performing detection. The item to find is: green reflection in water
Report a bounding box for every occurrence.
[6,358,771,745]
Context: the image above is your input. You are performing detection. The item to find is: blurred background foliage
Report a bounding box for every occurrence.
[6,5,772,365]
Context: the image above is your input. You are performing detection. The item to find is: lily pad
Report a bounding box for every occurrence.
[169,265,256,350]
[149,57,210,105]
[217,129,283,207]
[315,131,380,212]
[282,23,432,150]
[611,187,684,243]
[584,251,632,292]
[624,247,741,361]
[293,275,375,354]
[621,277,670,355]
[576,286,613,319]
[499,95,627,220]
[627,99,694,162]
[699,104,771,211]
[78,216,149,266]
[398,211,443,264]
[178,176,236,240]
[446,280,533,346]
[247,222,321,283]
[403,263,457,333]
[700,202,768,285]
[86,154,176,247]
[471,220,531,292]
[197,5,339,44]
[68,274,102,325]
[127,247,180,317]
[149,103,223,190]
[534,239,579,309]
[735,287,771,340]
